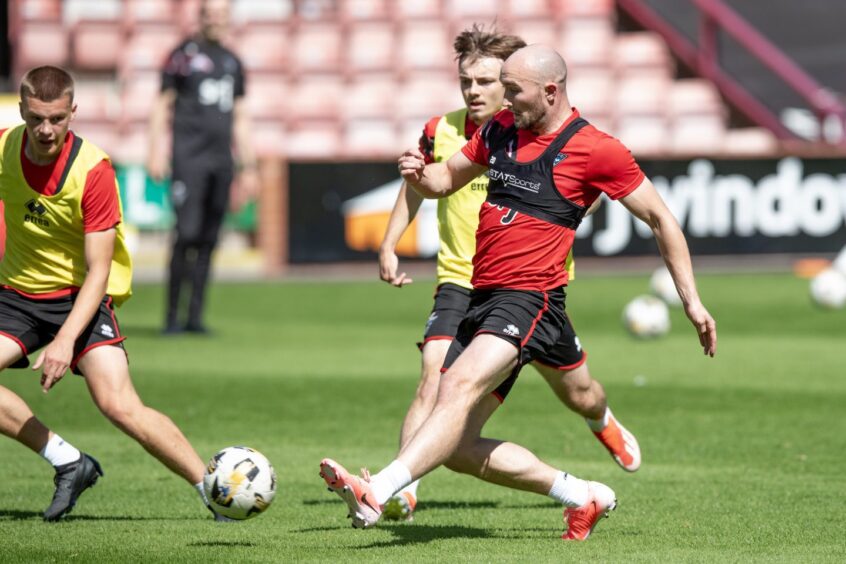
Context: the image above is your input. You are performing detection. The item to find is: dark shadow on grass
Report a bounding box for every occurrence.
[359,523,494,548]
[0,509,183,522]
[188,541,257,548]
[303,498,499,512]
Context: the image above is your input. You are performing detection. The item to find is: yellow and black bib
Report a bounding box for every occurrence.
[0,126,132,305]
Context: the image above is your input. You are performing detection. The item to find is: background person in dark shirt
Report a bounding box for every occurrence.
[146,0,258,334]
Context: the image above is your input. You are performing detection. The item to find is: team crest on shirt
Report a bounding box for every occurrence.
[189,53,215,73]
[553,152,568,166]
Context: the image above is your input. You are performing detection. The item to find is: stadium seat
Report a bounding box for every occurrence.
[125,0,175,27]
[396,73,464,121]
[668,79,725,118]
[112,121,152,165]
[614,32,674,79]
[120,24,182,74]
[73,118,120,156]
[567,69,613,121]
[244,73,287,120]
[345,75,397,118]
[558,22,613,70]
[339,0,392,21]
[284,121,342,159]
[62,0,122,25]
[553,0,614,18]
[670,114,725,155]
[232,0,293,25]
[298,0,337,21]
[120,72,162,124]
[343,118,399,157]
[14,23,69,70]
[614,115,670,156]
[444,0,500,19]
[614,75,671,117]
[14,0,62,22]
[288,75,344,120]
[398,22,453,72]
[235,25,290,73]
[723,127,780,156]
[510,19,560,46]
[74,79,121,122]
[71,20,124,71]
[251,120,288,158]
[292,22,342,73]
[507,0,553,20]
[398,116,431,148]
[346,22,397,72]
[395,0,444,19]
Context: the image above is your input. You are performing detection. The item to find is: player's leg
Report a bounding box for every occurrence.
[165,167,207,333]
[79,345,204,484]
[186,165,232,332]
[533,314,641,472]
[319,333,518,528]
[0,300,102,521]
[385,284,471,520]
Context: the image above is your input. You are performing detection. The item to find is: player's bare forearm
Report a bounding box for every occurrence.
[379,182,421,286]
[399,149,485,199]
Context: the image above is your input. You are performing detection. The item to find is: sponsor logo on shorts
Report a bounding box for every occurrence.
[100,324,114,338]
[425,312,438,332]
[503,324,520,337]
[574,336,582,351]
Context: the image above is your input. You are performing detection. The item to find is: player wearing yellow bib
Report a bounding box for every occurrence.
[0,66,222,522]
[377,26,641,521]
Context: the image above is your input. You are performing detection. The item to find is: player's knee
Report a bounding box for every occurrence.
[444,448,480,476]
[98,398,143,431]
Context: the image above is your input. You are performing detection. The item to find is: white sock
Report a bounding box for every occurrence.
[39,434,81,467]
[370,460,412,506]
[585,407,611,432]
[194,482,209,505]
[398,479,420,500]
[548,471,590,508]
[834,245,846,274]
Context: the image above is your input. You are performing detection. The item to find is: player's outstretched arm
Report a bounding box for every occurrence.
[620,178,717,357]
[379,181,423,287]
[34,229,116,391]
[399,149,486,199]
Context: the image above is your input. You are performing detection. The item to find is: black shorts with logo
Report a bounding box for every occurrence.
[0,288,126,375]
[442,287,585,401]
[419,283,472,348]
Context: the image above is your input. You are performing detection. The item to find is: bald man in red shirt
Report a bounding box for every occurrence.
[321,45,717,541]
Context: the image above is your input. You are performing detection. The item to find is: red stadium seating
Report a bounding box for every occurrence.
[343,118,399,157]
[339,0,392,21]
[510,19,561,46]
[288,75,344,120]
[125,0,175,27]
[346,22,397,73]
[567,69,613,122]
[14,0,62,22]
[231,0,293,24]
[398,22,453,73]
[346,75,398,118]
[235,24,290,73]
[284,121,342,159]
[614,32,675,79]
[558,22,613,70]
[71,20,124,71]
[395,73,464,121]
[120,71,162,124]
[14,22,69,70]
[62,0,122,25]
[553,0,614,18]
[291,22,342,73]
[119,24,182,74]
[723,127,779,156]
[444,0,500,20]
[395,0,444,19]
[507,0,553,20]
[74,79,121,122]
[244,73,288,120]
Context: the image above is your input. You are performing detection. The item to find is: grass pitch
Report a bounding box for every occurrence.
[1,271,844,562]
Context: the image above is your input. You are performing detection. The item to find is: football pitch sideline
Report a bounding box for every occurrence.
[0,273,843,563]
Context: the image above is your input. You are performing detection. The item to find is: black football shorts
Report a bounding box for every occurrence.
[0,288,126,375]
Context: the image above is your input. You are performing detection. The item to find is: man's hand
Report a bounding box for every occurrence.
[379,248,413,287]
[32,336,75,393]
[146,151,169,183]
[230,167,260,211]
[398,149,426,185]
[684,301,717,357]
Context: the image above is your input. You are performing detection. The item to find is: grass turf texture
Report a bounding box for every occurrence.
[1,272,844,562]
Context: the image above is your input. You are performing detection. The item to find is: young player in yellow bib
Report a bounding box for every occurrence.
[0,66,221,521]
[376,26,640,522]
